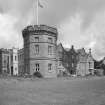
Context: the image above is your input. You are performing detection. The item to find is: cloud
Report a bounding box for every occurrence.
[58,11,105,60]
[0,0,105,59]
[39,0,105,27]
[0,14,19,48]
[0,0,35,48]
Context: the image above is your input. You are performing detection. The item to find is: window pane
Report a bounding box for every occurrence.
[36,64,40,71]
[48,45,53,55]
[15,56,17,61]
[35,45,39,55]
[48,38,53,43]
[48,64,52,71]
[59,61,62,66]
[35,37,39,42]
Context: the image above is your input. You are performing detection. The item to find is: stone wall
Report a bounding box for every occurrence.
[22,25,58,78]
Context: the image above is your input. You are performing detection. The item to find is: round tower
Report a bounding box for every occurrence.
[22,25,58,78]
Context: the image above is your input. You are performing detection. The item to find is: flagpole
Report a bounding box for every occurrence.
[36,0,38,25]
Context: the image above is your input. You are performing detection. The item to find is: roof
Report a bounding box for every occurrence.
[57,43,64,52]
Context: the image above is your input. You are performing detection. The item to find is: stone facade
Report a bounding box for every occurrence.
[22,25,58,78]
[66,45,78,75]
[0,48,18,75]
[76,48,94,76]
[56,44,94,76]
[57,45,78,75]
[18,48,24,75]
[0,24,95,77]
[10,48,19,75]
[57,43,67,76]
[0,49,10,74]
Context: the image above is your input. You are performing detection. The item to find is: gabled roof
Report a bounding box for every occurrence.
[57,43,64,52]
[65,45,77,56]
[77,48,94,62]
[100,57,105,65]
[77,48,87,56]
[64,48,70,51]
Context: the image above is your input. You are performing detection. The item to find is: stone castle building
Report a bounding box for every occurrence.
[0,48,18,75]
[57,43,66,75]
[0,49,10,74]
[66,45,78,75]
[10,48,18,75]
[0,25,95,77]
[76,48,94,76]
[57,44,94,76]
[18,48,24,75]
[22,25,58,78]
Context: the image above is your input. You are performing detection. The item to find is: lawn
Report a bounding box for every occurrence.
[0,77,105,105]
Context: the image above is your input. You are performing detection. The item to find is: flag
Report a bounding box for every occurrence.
[38,0,43,8]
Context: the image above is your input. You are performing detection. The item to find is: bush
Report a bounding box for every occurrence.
[23,73,32,78]
[62,71,68,77]
[33,71,43,78]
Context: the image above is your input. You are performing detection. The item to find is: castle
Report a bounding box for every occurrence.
[57,44,94,76]
[0,48,18,75]
[22,25,58,78]
[0,25,95,78]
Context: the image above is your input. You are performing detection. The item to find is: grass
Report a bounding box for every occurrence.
[0,76,105,105]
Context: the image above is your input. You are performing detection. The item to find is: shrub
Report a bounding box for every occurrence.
[62,71,68,77]
[23,73,32,78]
[33,71,43,78]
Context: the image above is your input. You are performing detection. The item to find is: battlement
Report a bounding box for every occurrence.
[0,48,10,54]
[22,25,58,38]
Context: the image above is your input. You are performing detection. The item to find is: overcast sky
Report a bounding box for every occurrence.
[0,0,105,60]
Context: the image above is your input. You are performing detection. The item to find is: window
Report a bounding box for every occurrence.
[89,62,92,69]
[72,63,74,67]
[18,55,20,61]
[22,55,24,60]
[35,45,39,55]
[4,60,6,67]
[59,61,62,66]
[11,55,13,62]
[48,64,52,71]
[48,45,53,55]
[25,37,28,44]
[48,37,53,43]
[35,64,39,71]
[26,64,28,73]
[15,56,17,61]
[15,68,17,71]
[71,55,74,59]
[35,37,39,42]
[8,56,9,63]
[20,55,21,60]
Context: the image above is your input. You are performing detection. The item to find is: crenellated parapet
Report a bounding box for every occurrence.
[22,25,58,39]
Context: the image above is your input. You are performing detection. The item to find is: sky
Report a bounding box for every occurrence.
[0,0,105,60]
